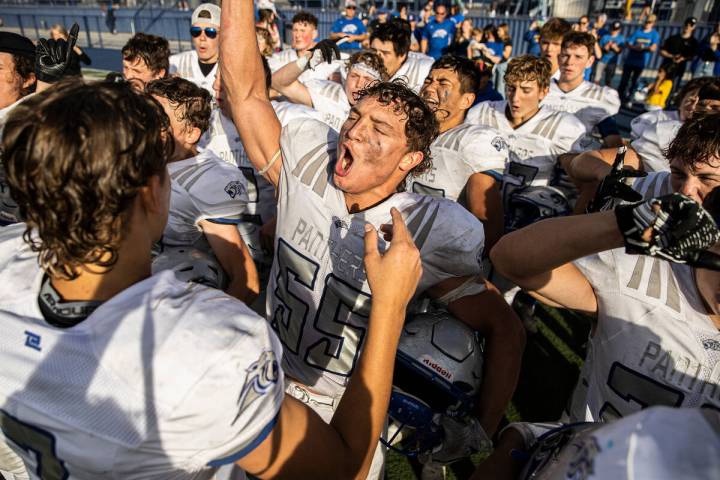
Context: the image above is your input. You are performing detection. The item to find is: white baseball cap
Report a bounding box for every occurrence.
[192,3,221,27]
[256,0,277,14]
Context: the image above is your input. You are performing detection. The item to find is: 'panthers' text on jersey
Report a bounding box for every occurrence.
[568,173,720,422]
[164,150,249,251]
[0,224,284,479]
[268,48,340,84]
[542,79,620,141]
[465,101,586,210]
[168,50,217,95]
[407,123,508,205]
[630,109,681,172]
[305,80,350,132]
[270,118,485,398]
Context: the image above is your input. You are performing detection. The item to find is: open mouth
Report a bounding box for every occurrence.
[335,144,355,177]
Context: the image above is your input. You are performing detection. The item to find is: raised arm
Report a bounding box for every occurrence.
[220,0,283,188]
[270,58,314,107]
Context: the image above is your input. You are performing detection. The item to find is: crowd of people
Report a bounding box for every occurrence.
[0,0,719,479]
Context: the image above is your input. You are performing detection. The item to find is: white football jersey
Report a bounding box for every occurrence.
[268,48,340,84]
[270,118,485,398]
[465,101,585,207]
[163,150,250,251]
[630,110,681,173]
[0,224,284,479]
[168,50,217,95]
[407,123,508,204]
[305,79,350,132]
[392,52,434,93]
[568,172,720,422]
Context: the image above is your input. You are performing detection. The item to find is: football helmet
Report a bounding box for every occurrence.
[506,186,571,231]
[382,310,488,463]
[151,246,228,290]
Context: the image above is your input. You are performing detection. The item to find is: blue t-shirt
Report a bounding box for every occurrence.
[331,17,367,50]
[625,29,660,68]
[485,41,505,59]
[423,19,456,59]
[599,33,626,64]
[473,81,503,104]
[524,29,541,57]
[450,13,464,26]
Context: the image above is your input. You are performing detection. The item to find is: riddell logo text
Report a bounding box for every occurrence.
[422,356,452,381]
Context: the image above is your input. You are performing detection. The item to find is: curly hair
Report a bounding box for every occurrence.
[12,53,35,97]
[672,76,716,108]
[292,11,318,27]
[347,50,390,80]
[122,33,170,76]
[430,55,481,94]
[665,112,720,171]
[561,31,596,57]
[505,55,551,91]
[540,17,571,42]
[370,21,411,58]
[146,77,212,138]
[356,81,439,183]
[256,26,274,57]
[2,80,173,280]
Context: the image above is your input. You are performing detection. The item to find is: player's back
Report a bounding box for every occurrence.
[0,224,284,479]
[392,53,434,93]
[543,79,620,132]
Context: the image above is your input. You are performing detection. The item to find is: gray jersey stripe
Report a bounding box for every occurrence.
[646,258,662,299]
[546,114,563,139]
[666,264,681,312]
[451,125,472,152]
[300,153,328,187]
[643,173,662,198]
[627,256,646,290]
[292,143,326,178]
[170,164,198,182]
[405,201,431,237]
[176,163,213,188]
[312,157,332,197]
[183,164,216,191]
[413,202,440,250]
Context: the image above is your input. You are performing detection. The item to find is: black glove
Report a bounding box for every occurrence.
[615,192,720,269]
[35,23,79,83]
[307,39,341,70]
[586,146,647,213]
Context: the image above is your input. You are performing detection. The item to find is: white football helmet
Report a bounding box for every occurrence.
[151,246,228,290]
[507,186,571,231]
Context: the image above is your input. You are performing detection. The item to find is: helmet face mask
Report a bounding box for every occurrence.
[507,186,571,231]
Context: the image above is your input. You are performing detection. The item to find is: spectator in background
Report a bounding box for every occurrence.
[468,27,484,59]
[331,0,368,51]
[595,20,625,86]
[539,17,571,78]
[494,22,513,98]
[408,14,421,51]
[450,18,473,57]
[474,59,502,103]
[524,18,542,56]
[645,62,676,110]
[50,24,91,77]
[255,3,281,52]
[480,24,504,64]
[422,3,456,60]
[369,19,433,92]
[575,15,590,33]
[617,14,659,104]
[695,32,720,78]
[593,13,609,38]
[256,27,274,57]
[449,3,465,26]
[0,32,35,118]
[368,7,390,35]
[659,17,699,93]
[121,33,169,90]
[169,3,219,95]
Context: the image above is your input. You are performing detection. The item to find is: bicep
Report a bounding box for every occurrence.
[526,263,598,316]
[200,220,248,271]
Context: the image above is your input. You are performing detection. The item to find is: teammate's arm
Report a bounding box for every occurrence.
[200,220,260,304]
[489,211,628,315]
[465,172,504,252]
[236,208,422,479]
[270,59,314,107]
[220,0,282,188]
[427,276,525,437]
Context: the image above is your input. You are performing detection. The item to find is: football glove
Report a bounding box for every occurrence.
[615,192,720,269]
[298,39,341,71]
[35,23,79,83]
[587,145,647,213]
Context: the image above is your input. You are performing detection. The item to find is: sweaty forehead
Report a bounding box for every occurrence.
[355,96,407,128]
[671,156,720,174]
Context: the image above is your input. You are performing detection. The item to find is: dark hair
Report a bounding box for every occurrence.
[146,76,212,137]
[430,55,481,94]
[672,76,716,107]
[698,79,720,101]
[370,21,411,57]
[505,54,551,90]
[483,24,498,41]
[256,26,274,57]
[660,61,678,78]
[347,50,390,80]
[2,80,172,280]
[561,31,596,56]
[292,11,319,28]
[12,53,35,96]
[356,81,439,181]
[665,112,720,171]
[540,17,571,42]
[262,55,272,91]
[122,33,170,76]
[258,8,275,23]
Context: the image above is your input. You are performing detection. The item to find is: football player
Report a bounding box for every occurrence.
[369,20,434,93]
[0,32,35,120]
[146,77,259,303]
[271,48,388,132]
[491,112,720,423]
[267,11,339,84]
[221,0,526,477]
[541,31,622,148]
[410,55,508,250]
[121,33,169,89]
[168,3,220,95]
[538,18,571,79]
[0,79,423,480]
[464,55,586,228]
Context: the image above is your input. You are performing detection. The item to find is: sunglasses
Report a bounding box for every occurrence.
[190,26,218,39]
